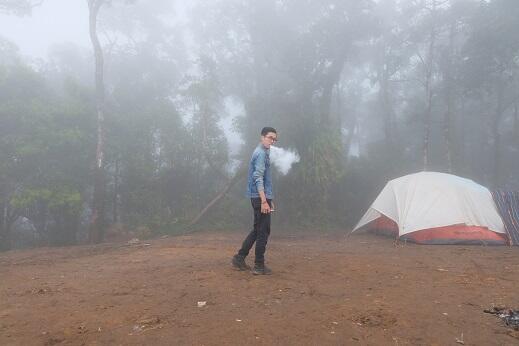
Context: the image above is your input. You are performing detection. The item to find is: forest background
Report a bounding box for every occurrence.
[1,0,518,250]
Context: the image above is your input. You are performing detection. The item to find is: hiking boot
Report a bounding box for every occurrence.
[231,255,250,271]
[252,264,272,275]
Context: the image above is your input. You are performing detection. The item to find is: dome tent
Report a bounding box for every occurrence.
[353,172,507,245]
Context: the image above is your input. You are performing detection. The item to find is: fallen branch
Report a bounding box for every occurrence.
[186,167,246,229]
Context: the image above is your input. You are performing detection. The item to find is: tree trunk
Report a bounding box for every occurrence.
[443,104,453,173]
[335,83,357,157]
[514,101,518,141]
[423,94,432,170]
[443,23,456,173]
[113,158,120,224]
[32,200,48,245]
[458,97,467,172]
[335,83,342,131]
[423,2,438,171]
[88,0,107,243]
[343,115,358,159]
[382,75,395,149]
[492,119,501,188]
[378,45,395,150]
[0,201,18,251]
[492,83,504,188]
[320,58,345,129]
[0,202,9,251]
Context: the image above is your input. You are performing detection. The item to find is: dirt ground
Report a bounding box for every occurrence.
[1,231,519,346]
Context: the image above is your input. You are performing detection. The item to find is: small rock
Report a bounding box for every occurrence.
[137,317,160,325]
[455,332,465,344]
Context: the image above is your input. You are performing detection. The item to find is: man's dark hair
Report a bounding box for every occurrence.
[261,127,277,136]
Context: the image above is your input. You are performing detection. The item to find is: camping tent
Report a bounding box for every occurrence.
[353,172,508,245]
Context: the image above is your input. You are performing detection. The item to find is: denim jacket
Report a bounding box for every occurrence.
[246,144,273,199]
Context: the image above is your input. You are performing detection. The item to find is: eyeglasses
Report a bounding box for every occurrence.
[265,136,277,142]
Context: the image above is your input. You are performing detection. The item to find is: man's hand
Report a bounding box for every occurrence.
[261,200,271,214]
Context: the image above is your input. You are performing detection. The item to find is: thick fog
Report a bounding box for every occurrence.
[0,1,89,57]
[1,0,518,250]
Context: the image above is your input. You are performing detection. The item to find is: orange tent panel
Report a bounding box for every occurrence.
[367,215,507,245]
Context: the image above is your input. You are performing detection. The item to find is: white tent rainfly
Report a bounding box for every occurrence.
[353,172,507,245]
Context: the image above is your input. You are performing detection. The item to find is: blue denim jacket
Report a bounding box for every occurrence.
[246,144,273,199]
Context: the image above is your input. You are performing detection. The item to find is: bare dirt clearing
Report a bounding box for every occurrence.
[1,232,519,345]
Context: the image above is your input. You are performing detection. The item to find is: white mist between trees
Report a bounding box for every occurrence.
[270,146,300,175]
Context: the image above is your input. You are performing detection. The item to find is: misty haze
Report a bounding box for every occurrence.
[1,1,519,345]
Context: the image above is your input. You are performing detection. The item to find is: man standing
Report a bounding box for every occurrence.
[232,127,277,275]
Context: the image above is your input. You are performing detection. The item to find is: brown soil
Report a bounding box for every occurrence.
[1,231,519,345]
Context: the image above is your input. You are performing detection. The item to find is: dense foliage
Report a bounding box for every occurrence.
[1,0,518,249]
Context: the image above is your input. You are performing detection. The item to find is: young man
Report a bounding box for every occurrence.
[232,127,277,275]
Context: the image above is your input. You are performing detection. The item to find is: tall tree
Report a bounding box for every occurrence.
[462,0,519,187]
[87,0,107,243]
[403,0,444,171]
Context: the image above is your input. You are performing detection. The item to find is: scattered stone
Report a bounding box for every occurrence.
[32,287,50,295]
[455,332,465,344]
[130,316,162,335]
[137,317,160,325]
[484,307,519,331]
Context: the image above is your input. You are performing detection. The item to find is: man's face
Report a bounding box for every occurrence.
[261,132,277,149]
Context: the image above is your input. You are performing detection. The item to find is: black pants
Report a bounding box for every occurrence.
[237,198,272,265]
